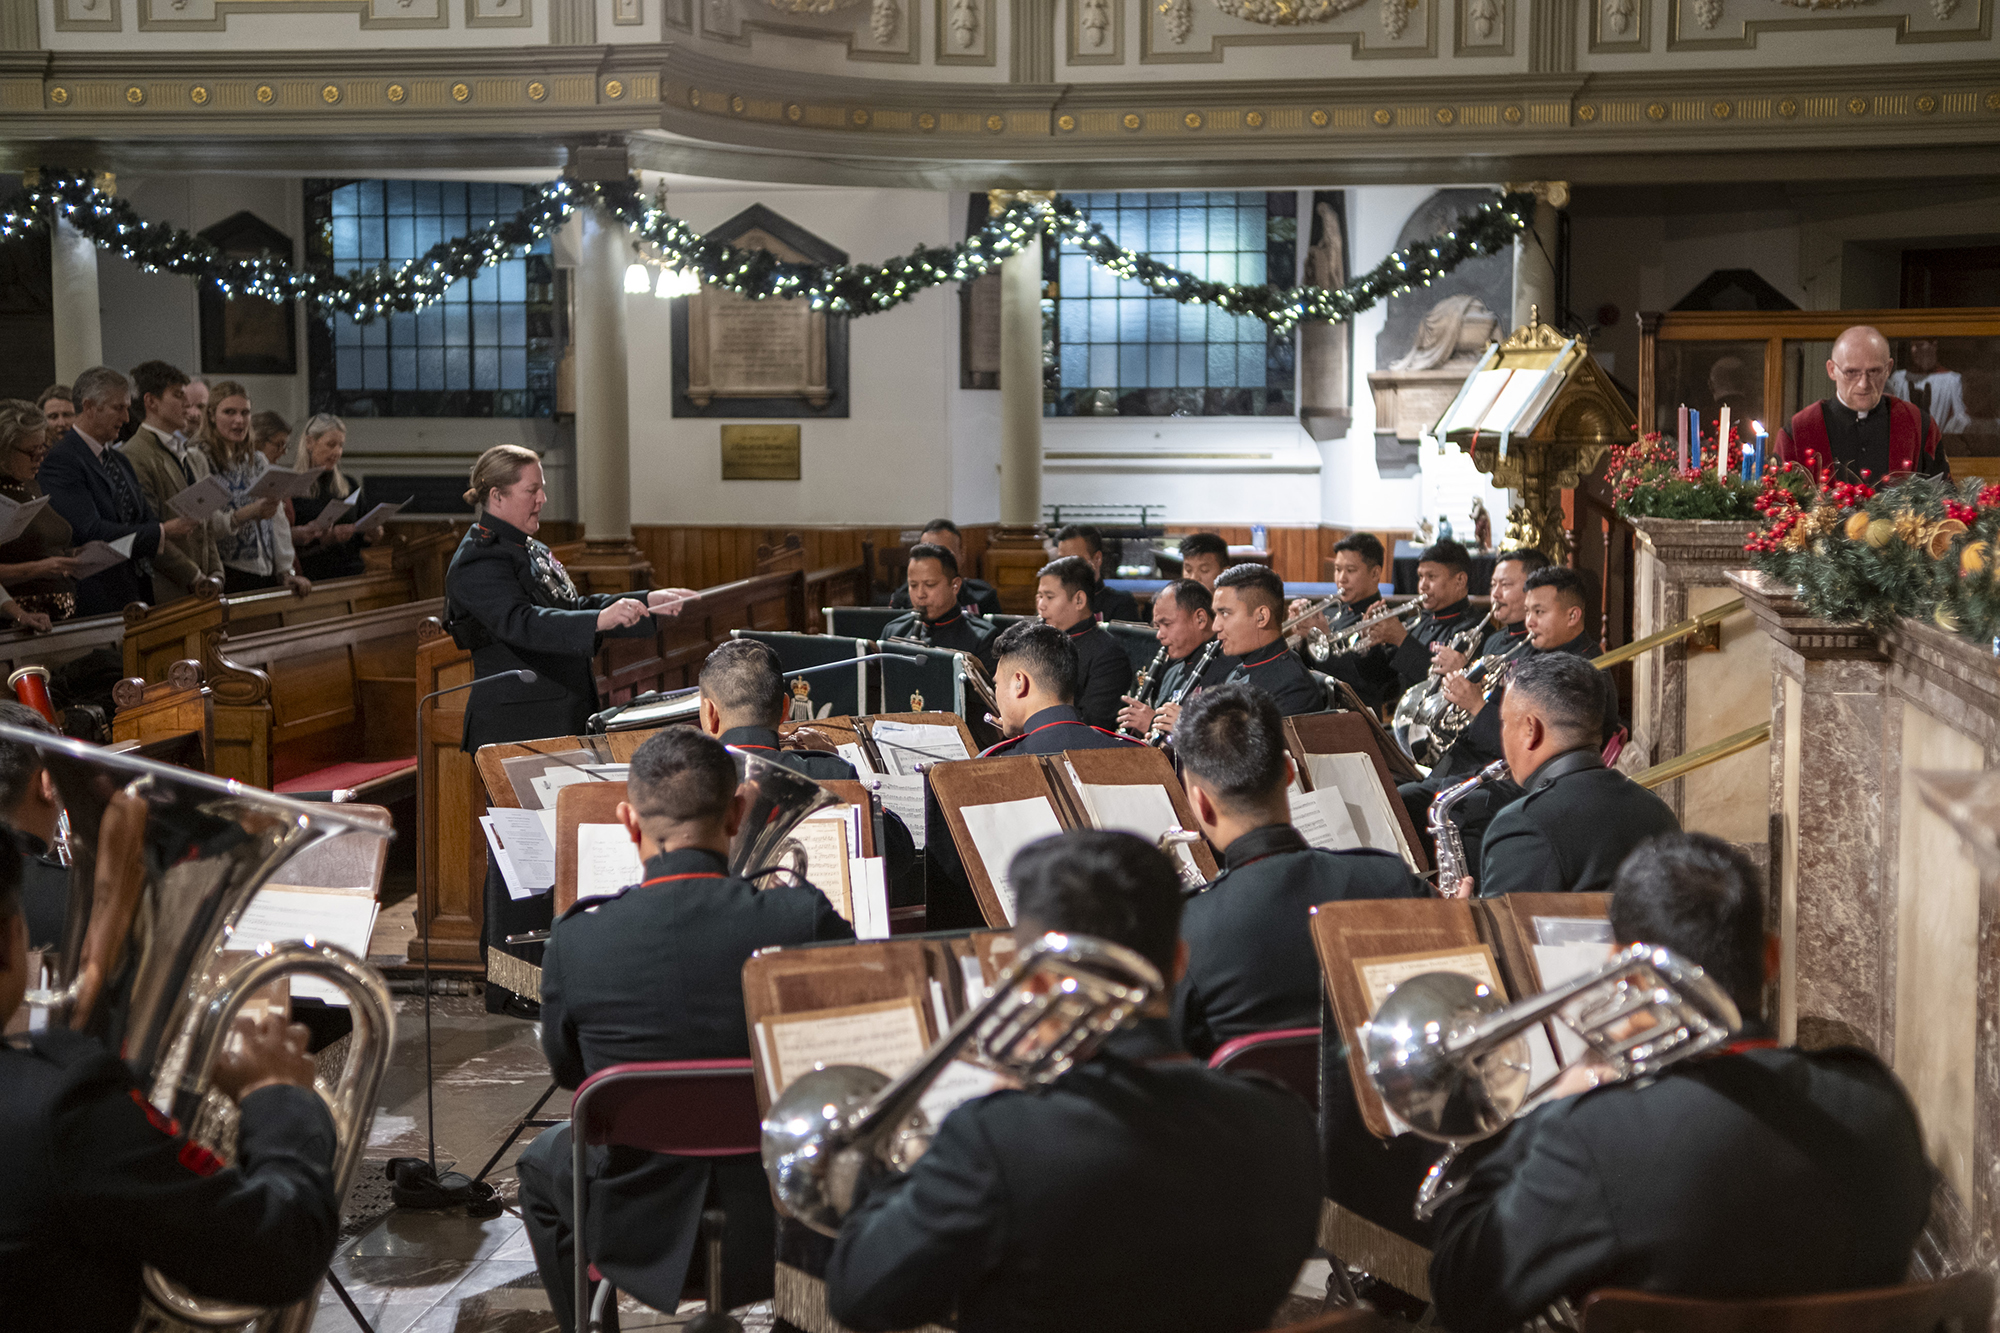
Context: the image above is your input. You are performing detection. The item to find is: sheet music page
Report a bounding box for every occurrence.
[166,475,231,524]
[499,750,594,808]
[487,807,556,890]
[871,721,970,775]
[850,857,890,940]
[575,823,644,901]
[1533,941,1616,1066]
[918,1059,1008,1127]
[1287,789,1361,851]
[836,742,878,777]
[480,817,531,901]
[789,812,852,919]
[1354,945,1505,1016]
[757,998,931,1096]
[531,767,599,809]
[1073,781,1200,878]
[0,492,49,545]
[1532,916,1614,947]
[868,774,927,849]
[957,795,1064,924]
[1306,753,1415,865]
[228,885,377,1005]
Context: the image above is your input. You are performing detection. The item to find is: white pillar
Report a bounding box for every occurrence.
[50,218,102,383]
[1510,187,1563,332]
[997,235,1042,527]
[573,205,632,543]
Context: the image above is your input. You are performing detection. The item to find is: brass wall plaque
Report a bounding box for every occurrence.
[720,424,802,480]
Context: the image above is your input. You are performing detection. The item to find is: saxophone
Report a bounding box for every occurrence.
[1429,759,1508,896]
[1118,644,1170,739]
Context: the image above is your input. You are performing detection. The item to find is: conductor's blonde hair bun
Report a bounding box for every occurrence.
[466,444,540,510]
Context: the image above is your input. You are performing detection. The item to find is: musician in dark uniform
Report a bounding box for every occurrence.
[1456,652,1677,899]
[1171,685,1426,1058]
[1306,534,1405,709]
[880,542,996,667]
[1055,523,1143,623]
[1035,556,1134,731]
[827,830,1322,1333]
[1776,325,1949,482]
[1347,539,1478,699]
[0,845,343,1332]
[1396,551,1552,867]
[888,519,1002,616]
[0,700,68,949]
[444,445,694,752]
[1430,834,1933,1331]
[1176,530,1230,591]
[518,728,854,1332]
[1211,563,1324,719]
[980,620,1141,757]
[1115,578,1230,742]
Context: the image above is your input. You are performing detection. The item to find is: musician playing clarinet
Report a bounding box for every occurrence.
[1116,579,1230,742]
[1429,834,1932,1331]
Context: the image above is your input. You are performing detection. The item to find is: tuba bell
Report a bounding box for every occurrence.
[763,932,1162,1235]
[3,722,397,1333]
[727,746,840,885]
[1362,942,1740,1221]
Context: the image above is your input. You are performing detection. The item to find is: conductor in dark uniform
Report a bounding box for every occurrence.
[443,445,696,991]
[979,620,1141,757]
[880,543,996,666]
[1430,833,1933,1331]
[1170,684,1426,1058]
[1035,556,1134,731]
[1211,564,1324,718]
[517,727,854,1331]
[827,830,1322,1333]
[888,519,1002,616]
[445,445,695,752]
[1455,652,1677,899]
[0,845,343,1332]
[1055,523,1143,623]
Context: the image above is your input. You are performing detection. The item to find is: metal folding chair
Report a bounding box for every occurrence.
[569,1059,761,1333]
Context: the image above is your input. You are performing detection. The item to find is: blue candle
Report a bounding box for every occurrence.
[1753,425,1768,479]
[1689,411,1701,471]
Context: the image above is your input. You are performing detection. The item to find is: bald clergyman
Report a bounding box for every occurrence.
[1775,324,1950,482]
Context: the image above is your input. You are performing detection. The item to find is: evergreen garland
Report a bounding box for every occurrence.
[1605,429,1763,521]
[3,170,1533,331]
[1747,469,2000,650]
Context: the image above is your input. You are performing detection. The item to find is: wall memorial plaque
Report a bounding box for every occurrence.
[673,204,850,419]
[721,423,803,480]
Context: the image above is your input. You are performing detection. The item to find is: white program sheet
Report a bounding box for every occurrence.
[957,795,1064,923]
[228,886,377,1005]
[575,823,644,901]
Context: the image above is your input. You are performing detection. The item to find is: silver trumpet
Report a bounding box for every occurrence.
[1427,758,1507,896]
[727,747,840,886]
[3,722,396,1333]
[1362,941,1741,1221]
[1309,599,1426,663]
[763,932,1163,1235]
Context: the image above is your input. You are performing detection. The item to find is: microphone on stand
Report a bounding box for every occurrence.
[408,667,536,1187]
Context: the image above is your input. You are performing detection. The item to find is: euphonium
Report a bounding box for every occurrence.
[728,747,840,886]
[2,722,396,1333]
[1390,612,1494,764]
[763,932,1162,1235]
[1362,942,1740,1221]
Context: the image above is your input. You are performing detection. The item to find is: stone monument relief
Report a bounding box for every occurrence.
[1298,191,1350,442]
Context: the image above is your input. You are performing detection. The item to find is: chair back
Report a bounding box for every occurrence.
[1207,1027,1321,1112]
[571,1060,761,1158]
[1581,1270,1996,1333]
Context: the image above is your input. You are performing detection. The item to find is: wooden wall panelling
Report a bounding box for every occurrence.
[414,619,484,970]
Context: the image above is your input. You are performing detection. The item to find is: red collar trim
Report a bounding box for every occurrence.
[733,744,779,752]
[639,871,727,888]
[927,608,964,627]
[1722,1037,1780,1055]
[1065,621,1095,638]
[1240,645,1288,670]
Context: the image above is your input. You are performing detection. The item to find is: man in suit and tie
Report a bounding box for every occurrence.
[118,361,227,607]
[827,829,1322,1333]
[517,727,854,1331]
[38,366,199,617]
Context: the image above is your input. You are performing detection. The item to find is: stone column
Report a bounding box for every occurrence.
[564,202,651,593]
[1506,181,1565,331]
[50,217,103,383]
[983,191,1054,613]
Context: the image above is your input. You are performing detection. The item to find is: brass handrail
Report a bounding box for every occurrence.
[1594,596,1747,670]
[1634,722,1772,790]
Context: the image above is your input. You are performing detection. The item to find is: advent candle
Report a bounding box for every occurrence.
[1717,407,1731,481]
[1689,410,1701,472]
[1753,422,1767,478]
[1676,405,1689,471]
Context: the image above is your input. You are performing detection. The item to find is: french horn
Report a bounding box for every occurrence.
[3,722,396,1333]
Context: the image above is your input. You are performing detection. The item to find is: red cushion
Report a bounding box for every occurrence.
[275,757,416,794]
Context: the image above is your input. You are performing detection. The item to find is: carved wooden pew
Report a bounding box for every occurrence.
[414,568,811,973]
[0,611,127,678]
[108,661,216,772]
[121,566,426,686]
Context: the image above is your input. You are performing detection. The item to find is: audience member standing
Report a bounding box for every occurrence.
[38,366,194,617]
[181,376,209,440]
[33,387,73,446]
[118,361,224,606]
[251,411,290,465]
[202,381,307,596]
[0,401,77,627]
[289,414,367,582]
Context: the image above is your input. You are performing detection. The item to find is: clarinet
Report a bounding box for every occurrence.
[1146,638,1223,747]
[1429,759,1508,896]
[1118,645,1171,739]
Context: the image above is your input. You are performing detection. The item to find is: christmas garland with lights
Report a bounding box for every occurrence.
[2,170,1532,330]
[1747,467,2000,649]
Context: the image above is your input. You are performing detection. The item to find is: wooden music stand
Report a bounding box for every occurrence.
[1060,746,1220,880]
[553,782,630,915]
[473,734,608,810]
[1478,893,1612,995]
[1283,713,1432,875]
[927,756,1070,927]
